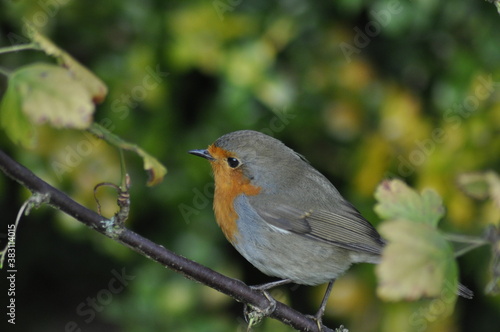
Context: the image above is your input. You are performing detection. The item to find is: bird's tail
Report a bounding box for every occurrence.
[458,282,474,299]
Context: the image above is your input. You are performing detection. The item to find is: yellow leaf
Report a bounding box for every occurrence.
[376,219,458,301]
[374,179,444,226]
[11,63,94,129]
[26,24,108,103]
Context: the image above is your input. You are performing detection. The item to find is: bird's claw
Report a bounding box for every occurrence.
[306,313,325,332]
[244,287,277,331]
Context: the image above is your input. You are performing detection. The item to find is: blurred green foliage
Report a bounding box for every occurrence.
[0,1,499,331]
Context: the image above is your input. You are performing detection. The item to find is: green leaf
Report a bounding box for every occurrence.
[457,171,500,208]
[9,63,94,130]
[456,172,490,200]
[376,219,458,301]
[26,24,108,103]
[487,172,500,208]
[0,84,36,148]
[374,179,444,226]
[89,123,167,186]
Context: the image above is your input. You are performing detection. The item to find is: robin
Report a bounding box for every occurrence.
[188,130,468,330]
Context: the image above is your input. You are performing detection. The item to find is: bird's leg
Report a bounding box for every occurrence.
[244,279,293,329]
[311,279,335,332]
[251,279,293,314]
[251,278,293,291]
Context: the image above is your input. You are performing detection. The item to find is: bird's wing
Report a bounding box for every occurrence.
[249,198,385,255]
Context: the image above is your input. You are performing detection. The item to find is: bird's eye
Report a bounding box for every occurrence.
[227,157,240,168]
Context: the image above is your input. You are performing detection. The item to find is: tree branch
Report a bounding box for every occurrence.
[0,149,334,332]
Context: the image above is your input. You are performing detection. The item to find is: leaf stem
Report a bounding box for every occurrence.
[442,233,489,245]
[118,148,128,191]
[443,232,490,258]
[453,242,488,258]
[88,123,166,186]
[0,43,37,55]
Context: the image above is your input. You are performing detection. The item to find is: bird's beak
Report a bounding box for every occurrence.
[188,149,215,161]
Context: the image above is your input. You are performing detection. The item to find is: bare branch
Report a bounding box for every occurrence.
[0,149,333,332]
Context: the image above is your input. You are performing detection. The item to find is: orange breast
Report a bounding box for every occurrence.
[208,145,261,244]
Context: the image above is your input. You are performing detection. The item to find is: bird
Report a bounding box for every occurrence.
[188,130,469,330]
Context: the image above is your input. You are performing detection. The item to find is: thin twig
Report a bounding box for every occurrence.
[453,242,488,258]
[0,43,37,55]
[443,232,489,258]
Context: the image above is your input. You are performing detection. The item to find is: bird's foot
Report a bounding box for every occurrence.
[306,312,325,332]
[244,288,277,331]
[244,280,292,331]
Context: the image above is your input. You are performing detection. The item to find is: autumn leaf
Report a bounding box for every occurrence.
[26,24,108,103]
[376,219,458,301]
[374,179,444,227]
[0,63,95,147]
[457,171,500,208]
